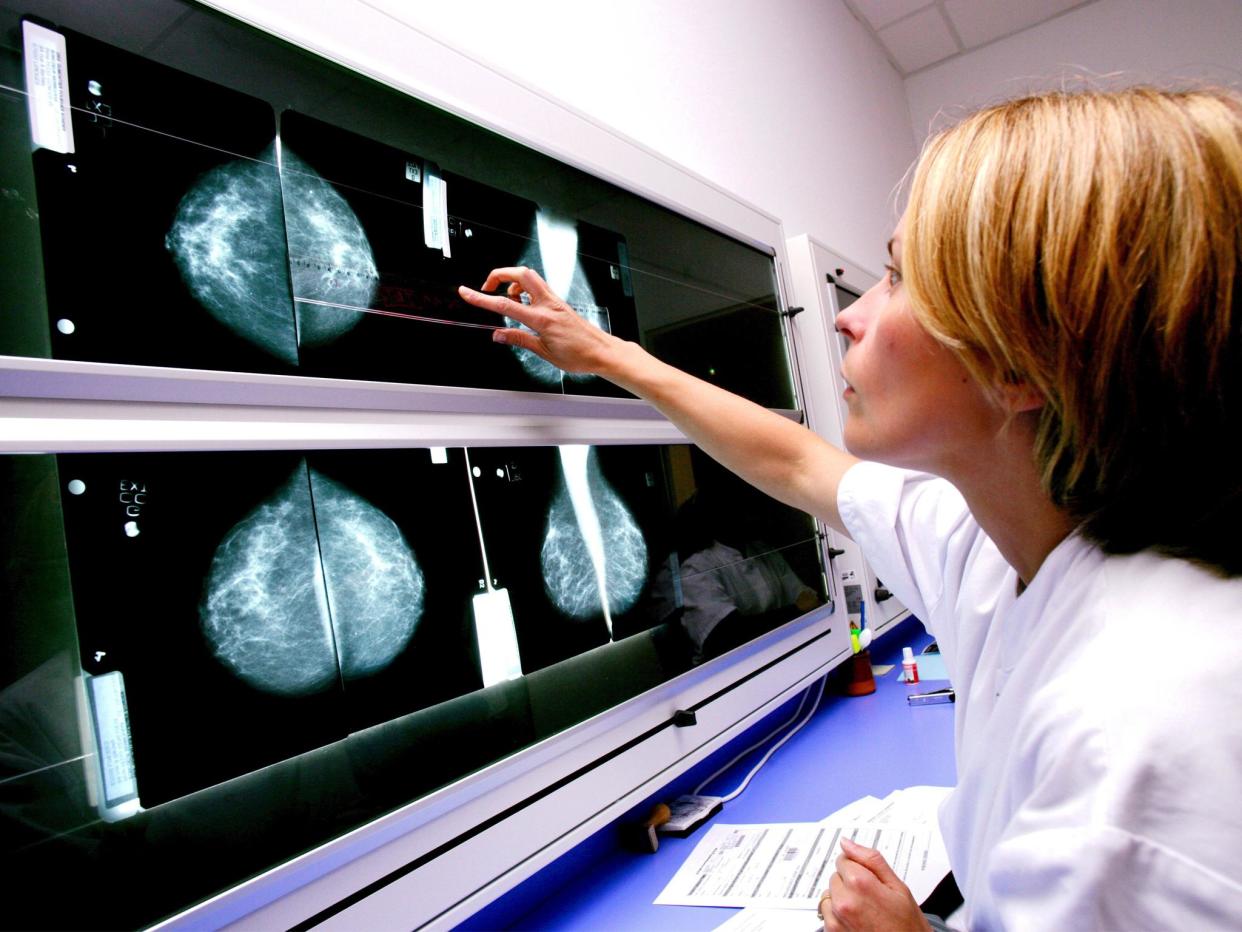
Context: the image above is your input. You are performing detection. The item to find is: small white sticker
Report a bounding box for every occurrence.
[429,446,448,464]
[23,21,75,154]
[405,160,421,183]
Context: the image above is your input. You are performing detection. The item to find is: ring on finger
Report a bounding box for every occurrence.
[816,891,831,920]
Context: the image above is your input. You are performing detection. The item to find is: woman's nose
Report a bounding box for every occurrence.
[835,304,860,343]
[835,279,881,342]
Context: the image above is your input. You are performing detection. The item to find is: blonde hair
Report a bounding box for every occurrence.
[904,87,1242,573]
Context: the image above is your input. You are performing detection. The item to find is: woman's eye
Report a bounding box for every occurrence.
[885,264,902,288]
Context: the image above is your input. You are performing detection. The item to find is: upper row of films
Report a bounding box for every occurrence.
[13,25,791,405]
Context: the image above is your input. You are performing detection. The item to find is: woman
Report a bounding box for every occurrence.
[460,87,1242,930]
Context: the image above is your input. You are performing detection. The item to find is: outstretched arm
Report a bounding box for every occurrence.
[458,267,860,534]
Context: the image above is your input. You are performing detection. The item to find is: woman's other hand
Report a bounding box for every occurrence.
[458,266,621,377]
[820,837,930,932]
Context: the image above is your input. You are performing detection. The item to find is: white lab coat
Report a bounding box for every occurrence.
[838,461,1242,931]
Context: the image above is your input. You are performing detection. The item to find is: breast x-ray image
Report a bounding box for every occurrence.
[302,450,487,727]
[56,444,672,814]
[466,444,669,672]
[506,210,641,398]
[278,111,638,396]
[29,27,299,375]
[277,110,535,390]
[59,452,347,809]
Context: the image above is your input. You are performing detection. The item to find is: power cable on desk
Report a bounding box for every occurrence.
[695,674,828,802]
[637,675,830,847]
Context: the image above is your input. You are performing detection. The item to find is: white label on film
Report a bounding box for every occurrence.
[23,21,76,154]
[422,162,451,258]
[89,670,137,804]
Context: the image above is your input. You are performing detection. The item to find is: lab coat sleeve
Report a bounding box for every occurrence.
[982,825,1242,931]
[968,580,1242,931]
[835,460,981,638]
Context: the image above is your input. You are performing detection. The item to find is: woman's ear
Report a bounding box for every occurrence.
[997,379,1044,414]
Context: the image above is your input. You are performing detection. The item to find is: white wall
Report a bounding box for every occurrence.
[905,0,1242,143]
[370,0,915,274]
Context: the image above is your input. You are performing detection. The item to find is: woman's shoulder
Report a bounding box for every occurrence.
[1096,548,1242,642]
[1009,548,1242,898]
[1018,543,1242,776]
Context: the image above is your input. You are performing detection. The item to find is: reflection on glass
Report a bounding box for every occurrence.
[648,448,824,664]
[665,497,820,665]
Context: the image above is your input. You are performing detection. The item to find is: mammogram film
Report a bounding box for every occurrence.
[468,445,665,671]
[30,28,299,374]
[541,445,647,636]
[278,111,638,395]
[55,445,662,809]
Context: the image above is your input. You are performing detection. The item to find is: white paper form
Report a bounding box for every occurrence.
[710,788,954,930]
[655,821,943,910]
[819,794,884,824]
[863,785,952,827]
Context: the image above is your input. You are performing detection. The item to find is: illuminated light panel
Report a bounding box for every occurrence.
[541,445,647,637]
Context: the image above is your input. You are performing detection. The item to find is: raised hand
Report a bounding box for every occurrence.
[458,266,620,377]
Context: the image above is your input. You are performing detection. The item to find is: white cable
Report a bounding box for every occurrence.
[693,675,827,799]
[692,685,812,795]
[717,675,829,803]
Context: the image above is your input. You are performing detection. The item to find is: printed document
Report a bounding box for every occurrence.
[654,819,947,910]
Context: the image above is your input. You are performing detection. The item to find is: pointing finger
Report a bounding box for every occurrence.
[457,285,545,331]
[477,266,554,301]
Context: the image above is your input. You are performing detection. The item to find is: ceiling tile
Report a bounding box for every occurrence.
[877,6,960,75]
[849,0,935,30]
[943,0,1087,48]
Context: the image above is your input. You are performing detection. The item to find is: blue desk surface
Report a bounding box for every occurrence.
[466,618,956,931]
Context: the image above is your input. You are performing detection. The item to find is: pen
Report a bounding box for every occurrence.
[907,687,954,705]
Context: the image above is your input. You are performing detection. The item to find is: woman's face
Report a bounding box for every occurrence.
[835,215,1006,476]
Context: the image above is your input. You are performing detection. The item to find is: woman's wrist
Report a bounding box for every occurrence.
[593,336,651,389]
